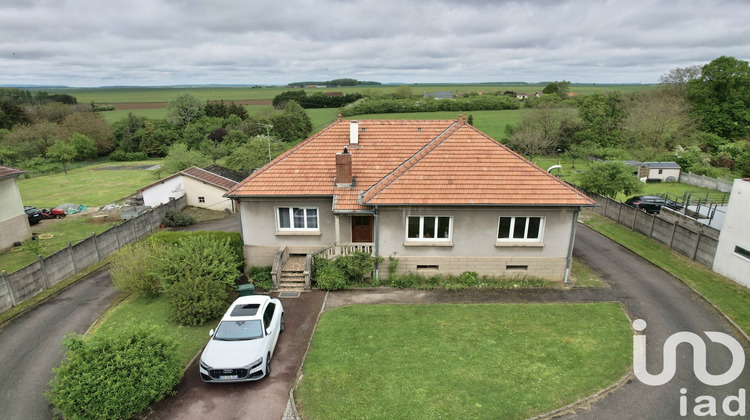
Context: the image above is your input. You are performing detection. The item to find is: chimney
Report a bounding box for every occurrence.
[349,120,359,145]
[335,147,352,187]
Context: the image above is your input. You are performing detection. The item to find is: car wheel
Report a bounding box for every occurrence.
[280,313,285,333]
[266,353,271,377]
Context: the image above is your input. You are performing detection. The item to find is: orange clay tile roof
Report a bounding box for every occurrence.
[225,118,596,211]
[139,166,237,193]
[0,166,27,180]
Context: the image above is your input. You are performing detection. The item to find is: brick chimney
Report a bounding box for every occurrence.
[335,147,352,187]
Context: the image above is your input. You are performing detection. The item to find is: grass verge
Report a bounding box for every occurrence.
[296,303,631,420]
[582,211,750,335]
[87,294,212,365]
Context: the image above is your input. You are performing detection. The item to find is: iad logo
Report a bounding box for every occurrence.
[633,319,747,417]
[632,319,745,386]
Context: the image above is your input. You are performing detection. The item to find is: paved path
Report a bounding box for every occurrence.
[0,270,122,420]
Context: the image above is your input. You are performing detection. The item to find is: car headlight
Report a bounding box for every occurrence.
[199,360,212,371]
[244,357,263,370]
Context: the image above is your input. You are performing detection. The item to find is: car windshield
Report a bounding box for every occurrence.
[214,320,263,341]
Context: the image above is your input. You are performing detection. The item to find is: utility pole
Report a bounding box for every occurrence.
[258,123,273,162]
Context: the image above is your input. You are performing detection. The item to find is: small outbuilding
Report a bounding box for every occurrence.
[139,166,239,212]
[640,162,681,182]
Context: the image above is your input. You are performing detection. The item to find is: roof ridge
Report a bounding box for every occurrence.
[225,119,344,196]
[360,120,462,204]
[182,166,238,189]
[185,166,238,184]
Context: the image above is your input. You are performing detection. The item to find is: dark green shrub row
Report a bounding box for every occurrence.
[390,270,551,290]
[272,90,363,108]
[47,325,182,420]
[161,210,195,227]
[339,95,520,117]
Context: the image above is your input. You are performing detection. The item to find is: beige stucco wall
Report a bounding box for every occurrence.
[0,177,32,251]
[239,198,578,280]
[648,168,680,181]
[239,198,336,266]
[182,177,234,212]
[377,206,576,280]
[713,179,750,287]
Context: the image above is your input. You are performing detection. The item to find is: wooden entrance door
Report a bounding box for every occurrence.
[351,215,374,243]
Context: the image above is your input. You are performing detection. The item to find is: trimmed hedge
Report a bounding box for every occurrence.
[47,325,182,420]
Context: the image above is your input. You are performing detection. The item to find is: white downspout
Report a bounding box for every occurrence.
[564,207,581,284]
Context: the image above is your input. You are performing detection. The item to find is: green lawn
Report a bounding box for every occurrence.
[18,160,163,209]
[296,303,631,420]
[582,211,750,336]
[88,294,212,365]
[0,217,117,273]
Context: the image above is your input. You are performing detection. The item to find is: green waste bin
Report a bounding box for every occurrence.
[237,284,255,296]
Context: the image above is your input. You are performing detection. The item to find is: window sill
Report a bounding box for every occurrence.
[276,230,321,236]
[495,241,544,248]
[404,241,453,247]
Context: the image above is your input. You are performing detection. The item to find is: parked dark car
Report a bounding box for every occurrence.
[24,206,43,225]
[625,195,683,214]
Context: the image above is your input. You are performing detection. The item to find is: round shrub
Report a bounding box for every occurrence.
[248,265,273,291]
[47,325,182,420]
[110,242,163,296]
[165,274,232,326]
[161,210,195,227]
[316,264,349,291]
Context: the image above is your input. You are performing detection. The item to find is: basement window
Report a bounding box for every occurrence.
[506,265,528,271]
[417,265,439,271]
[734,245,750,261]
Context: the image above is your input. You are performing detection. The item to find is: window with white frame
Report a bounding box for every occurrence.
[497,216,544,242]
[277,207,319,230]
[407,216,451,241]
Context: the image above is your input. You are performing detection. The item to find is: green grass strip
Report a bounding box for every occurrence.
[296,303,631,420]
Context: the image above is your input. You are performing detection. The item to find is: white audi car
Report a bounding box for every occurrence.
[199,295,284,382]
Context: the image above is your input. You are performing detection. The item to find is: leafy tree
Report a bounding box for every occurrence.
[576,92,626,147]
[224,135,287,171]
[68,133,97,160]
[0,98,30,129]
[624,90,694,150]
[60,111,115,155]
[111,113,147,152]
[578,161,643,197]
[166,93,205,127]
[272,90,307,108]
[154,143,211,177]
[659,64,702,96]
[46,139,77,174]
[4,121,60,158]
[138,120,180,156]
[205,100,248,120]
[393,85,413,99]
[506,125,555,162]
[28,102,73,124]
[687,56,750,140]
[543,82,558,95]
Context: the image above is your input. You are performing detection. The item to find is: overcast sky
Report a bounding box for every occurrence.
[1,0,748,87]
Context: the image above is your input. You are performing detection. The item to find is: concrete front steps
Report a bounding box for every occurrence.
[278,255,306,291]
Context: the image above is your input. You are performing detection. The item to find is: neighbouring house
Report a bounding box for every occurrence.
[0,166,32,252]
[639,162,681,182]
[225,117,597,289]
[713,178,750,288]
[534,91,544,97]
[139,166,238,212]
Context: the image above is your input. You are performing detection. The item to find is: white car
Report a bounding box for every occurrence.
[199,295,284,382]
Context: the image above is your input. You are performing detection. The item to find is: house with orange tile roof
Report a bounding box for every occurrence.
[0,166,32,251]
[225,117,596,289]
[138,166,238,212]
